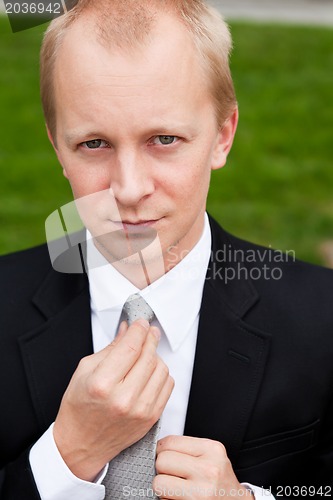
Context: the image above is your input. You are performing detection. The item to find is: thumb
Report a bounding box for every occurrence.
[89,321,129,364]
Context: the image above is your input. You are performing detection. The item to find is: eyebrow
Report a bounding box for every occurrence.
[64,131,104,146]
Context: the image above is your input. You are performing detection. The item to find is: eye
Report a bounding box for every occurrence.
[81,139,109,149]
[152,135,178,146]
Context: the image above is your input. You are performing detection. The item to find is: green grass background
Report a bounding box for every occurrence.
[0,15,332,264]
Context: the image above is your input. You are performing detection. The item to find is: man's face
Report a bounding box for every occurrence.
[51,13,237,273]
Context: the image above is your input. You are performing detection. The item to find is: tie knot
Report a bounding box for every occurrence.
[123,293,155,325]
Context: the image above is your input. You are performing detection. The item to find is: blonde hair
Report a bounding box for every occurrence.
[40,0,237,138]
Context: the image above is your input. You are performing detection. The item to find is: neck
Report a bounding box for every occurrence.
[92,213,206,289]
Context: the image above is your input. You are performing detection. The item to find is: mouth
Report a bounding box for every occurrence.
[110,219,161,234]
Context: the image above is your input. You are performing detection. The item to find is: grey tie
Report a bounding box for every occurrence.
[103,294,160,499]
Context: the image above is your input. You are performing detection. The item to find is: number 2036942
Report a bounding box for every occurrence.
[275,485,332,497]
[5,3,61,15]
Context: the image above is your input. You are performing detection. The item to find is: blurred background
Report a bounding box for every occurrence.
[0,0,332,265]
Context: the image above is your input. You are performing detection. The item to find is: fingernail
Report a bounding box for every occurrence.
[151,326,161,341]
[137,319,150,330]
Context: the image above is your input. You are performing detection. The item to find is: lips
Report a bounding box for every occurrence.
[111,219,160,234]
[123,220,157,225]
[124,220,158,232]
[93,218,159,258]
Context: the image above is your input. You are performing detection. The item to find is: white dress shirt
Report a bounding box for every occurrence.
[30,214,274,500]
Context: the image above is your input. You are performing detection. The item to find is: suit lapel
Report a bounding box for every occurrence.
[184,218,271,463]
[17,219,271,457]
[18,269,93,431]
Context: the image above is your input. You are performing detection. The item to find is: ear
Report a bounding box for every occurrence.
[46,125,69,179]
[211,107,239,171]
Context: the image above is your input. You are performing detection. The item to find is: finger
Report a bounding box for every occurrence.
[99,321,129,357]
[147,370,175,422]
[157,436,219,458]
[124,327,162,390]
[137,354,172,403]
[156,375,175,411]
[156,450,197,479]
[114,320,128,341]
[85,321,130,366]
[153,474,187,500]
[96,319,153,381]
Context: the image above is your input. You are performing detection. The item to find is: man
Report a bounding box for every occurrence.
[0,1,333,499]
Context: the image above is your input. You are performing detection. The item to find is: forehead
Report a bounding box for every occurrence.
[56,11,200,73]
[53,13,214,125]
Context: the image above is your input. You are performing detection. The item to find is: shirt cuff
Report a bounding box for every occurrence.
[29,423,108,500]
[242,483,276,499]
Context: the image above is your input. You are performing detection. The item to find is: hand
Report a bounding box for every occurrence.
[153,436,254,499]
[53,319,174,481]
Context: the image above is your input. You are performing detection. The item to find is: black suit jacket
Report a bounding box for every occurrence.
[1,217,333,499]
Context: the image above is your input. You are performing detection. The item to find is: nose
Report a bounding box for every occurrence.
[110,149,154,206]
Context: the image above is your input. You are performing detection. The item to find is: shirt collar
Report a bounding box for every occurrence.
[87,213,211,351]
